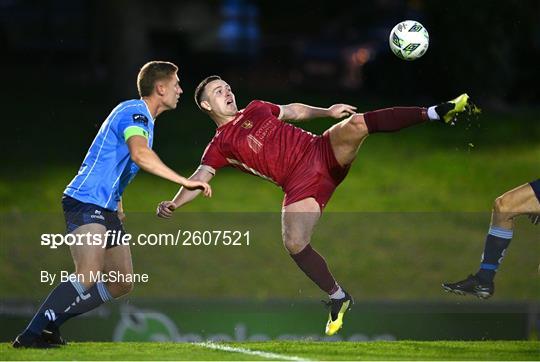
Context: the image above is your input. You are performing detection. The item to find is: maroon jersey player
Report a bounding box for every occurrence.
[201,99,349,209]
[157,75,473,335]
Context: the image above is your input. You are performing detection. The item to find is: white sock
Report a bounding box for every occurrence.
[329,285,345,299]
[427,106,439,121]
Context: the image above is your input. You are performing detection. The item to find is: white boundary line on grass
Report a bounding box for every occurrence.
[195,341,313,361]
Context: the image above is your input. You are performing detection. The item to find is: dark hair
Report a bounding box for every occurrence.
[194,75,222,110]
[137,61,178,97]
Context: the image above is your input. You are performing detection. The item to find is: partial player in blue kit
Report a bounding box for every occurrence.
[13,61,212,348]
[443,179,540,299]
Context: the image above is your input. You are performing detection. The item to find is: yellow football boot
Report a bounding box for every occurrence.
[324,292,353,336]
[435,93,481,125]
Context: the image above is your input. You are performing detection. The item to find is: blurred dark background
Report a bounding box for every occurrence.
[3,0,539,98]
[1,0,539,169]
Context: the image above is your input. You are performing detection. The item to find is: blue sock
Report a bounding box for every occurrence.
[48,281,113,329]
[24,279,82,335]
[475,226,513,284]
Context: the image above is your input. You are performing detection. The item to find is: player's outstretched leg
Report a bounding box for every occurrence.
[363,93,479,132]
[326,94,478,167]
[442,180,540,299]
[282,198,353,336]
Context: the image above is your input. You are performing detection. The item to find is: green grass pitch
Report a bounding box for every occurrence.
[1,341,539,360]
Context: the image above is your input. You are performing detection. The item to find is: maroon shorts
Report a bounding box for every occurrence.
[282,132,350,210]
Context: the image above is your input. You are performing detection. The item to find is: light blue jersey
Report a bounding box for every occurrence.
[64,99,154,210]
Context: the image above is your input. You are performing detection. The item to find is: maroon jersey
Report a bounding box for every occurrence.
[201,100,318,188]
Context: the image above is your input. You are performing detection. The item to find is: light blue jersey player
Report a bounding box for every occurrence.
[13,61,212,349]
[64,99,155,211]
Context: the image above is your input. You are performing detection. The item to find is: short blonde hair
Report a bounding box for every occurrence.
[137,61,178,97]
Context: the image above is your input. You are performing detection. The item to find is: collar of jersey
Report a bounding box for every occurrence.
[218,110,243,130]
[140,99,156,124]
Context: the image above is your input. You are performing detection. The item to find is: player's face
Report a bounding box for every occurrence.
[205,80,237,116]
[163,74,183,109]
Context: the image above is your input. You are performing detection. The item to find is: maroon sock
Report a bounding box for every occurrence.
[364,107,428,133]
[290,244,338,294]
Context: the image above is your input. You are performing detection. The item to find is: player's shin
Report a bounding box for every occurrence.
[363,107,429,133]
[290,244,338,294]
[475,226,513,284]
[50,281,114,329]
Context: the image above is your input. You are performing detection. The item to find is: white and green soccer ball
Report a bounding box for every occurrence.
[389,20,429,61]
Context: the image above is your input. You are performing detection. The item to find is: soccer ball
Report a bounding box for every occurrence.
[389,20,429,61]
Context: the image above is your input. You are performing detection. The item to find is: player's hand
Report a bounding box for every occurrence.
[182,180,212,197]
[157,201,176,219]
[528,213,539,225]
[328,104,357,119]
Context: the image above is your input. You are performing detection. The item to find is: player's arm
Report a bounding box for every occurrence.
[156,166,215,218]
[279,103,357,122]
[127,136,212,197]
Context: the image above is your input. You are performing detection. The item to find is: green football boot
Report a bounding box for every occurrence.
[435,93,481,125]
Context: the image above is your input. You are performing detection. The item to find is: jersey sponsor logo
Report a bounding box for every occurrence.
[90,209,105,221]
[241,120,253,129]
[254,120,277,140]
[247,134,262,153]
[232,113,245,125]
[132,114,149,126]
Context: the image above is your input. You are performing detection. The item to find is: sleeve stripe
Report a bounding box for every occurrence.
[198,165,216,175]
[124,126,149,141]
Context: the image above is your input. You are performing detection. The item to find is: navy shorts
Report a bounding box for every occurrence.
[530,179,540,203]
[62,195,125,249]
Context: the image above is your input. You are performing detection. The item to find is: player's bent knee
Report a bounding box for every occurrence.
[74,258,105,273]
[283,237,309,255]
[493,195,509,214]
[348,114,368,136]
[74,267,102,288]
[108,281,134,298]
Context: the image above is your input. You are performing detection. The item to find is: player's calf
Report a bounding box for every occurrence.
[363,106,428,133]
[362,94,479,133]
